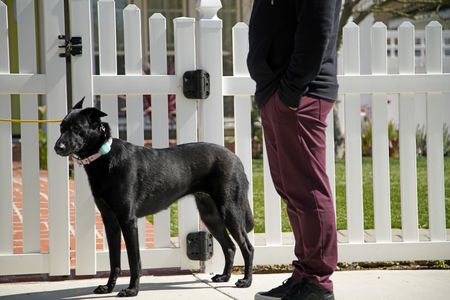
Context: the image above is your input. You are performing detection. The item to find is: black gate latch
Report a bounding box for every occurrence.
[58,35,82,58]
[183,70,210,99]
[186,231,213,261]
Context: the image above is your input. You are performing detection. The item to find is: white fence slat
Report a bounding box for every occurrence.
[343,23,361,75]
[398,22,419,242]
[93,74,177,95]
[371,22,388,74]
[371,22,392,242]
[0,1,13,255]
[197,11,224,145]
[69,0,97,275]
[123,4,146,248]
[17,0,40,254]
[124,5,145,147]
[173,24,197,142]
[98,0,119,251]
[232,23,254,243]
[174,17,199,270]
[149,13,169,150]
[74,162,97,275]
[42,0,70,276]
[0,74,47,94]
[338,241,450,262]
[220,73,450,97]
[153,210,171,248]
[231,24,249,77]
[263,139,282,245]
[223,73,449,95]
[92,73,450,97]
[150,13,171,248]
[92,72,450,97]
[0,253,49,276]
[200,12,230,274]
[337,74,450,94]
[197,2,225,274]
[398,22,416,75]
[98,0,119,139]
[326,103,336,211]
[96,248,181,271]
[426,21,446,241]
[426,21,442,74]
[203,21,254,274]
[343,22,364,243]
[222,76,255,96]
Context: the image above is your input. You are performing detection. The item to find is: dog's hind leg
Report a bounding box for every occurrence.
[94,213,122,294]
[226,215,254,288]
[117,217,141,297]
[194,192,235,283]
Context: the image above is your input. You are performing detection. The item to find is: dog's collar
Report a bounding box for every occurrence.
[73,138,113,166]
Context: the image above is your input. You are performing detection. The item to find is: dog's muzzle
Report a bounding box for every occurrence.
[54,141,70,156]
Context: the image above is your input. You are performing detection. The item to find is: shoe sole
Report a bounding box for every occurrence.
[254,293,283,300]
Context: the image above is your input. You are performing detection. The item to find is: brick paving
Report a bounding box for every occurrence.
[12,162,154,269]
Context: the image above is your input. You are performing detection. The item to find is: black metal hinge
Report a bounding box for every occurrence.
[186,231,214,261]
[58,35,82,59]
[183,70,210,99]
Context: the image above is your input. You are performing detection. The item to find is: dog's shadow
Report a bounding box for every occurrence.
[0,280,210,300]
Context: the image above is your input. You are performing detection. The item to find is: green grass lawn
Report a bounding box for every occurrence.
[150,157,450,235]
[252,157,450,233]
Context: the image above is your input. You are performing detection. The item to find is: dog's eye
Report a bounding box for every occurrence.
[72,125,81,132]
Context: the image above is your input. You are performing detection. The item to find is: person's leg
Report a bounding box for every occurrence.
[262,96,307,270]
[260,94,289,201]
[270,94,337,293]
[255,94,297,300]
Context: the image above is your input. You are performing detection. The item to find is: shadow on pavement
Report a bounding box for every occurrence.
[0,280,208,300]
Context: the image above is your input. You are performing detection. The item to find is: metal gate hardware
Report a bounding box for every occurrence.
[183,70,210,99]
[58,35,82,58]
[186,231,214,261]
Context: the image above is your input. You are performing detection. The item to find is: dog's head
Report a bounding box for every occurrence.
[54,97,109,157]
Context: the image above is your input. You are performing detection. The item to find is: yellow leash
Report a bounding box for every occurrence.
[0,118,62,123]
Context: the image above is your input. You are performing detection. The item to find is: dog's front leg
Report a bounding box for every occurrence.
[117,218,141,297]
[94,213,122,294]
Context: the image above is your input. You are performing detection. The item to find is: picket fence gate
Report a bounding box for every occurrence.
[0,0,449,277]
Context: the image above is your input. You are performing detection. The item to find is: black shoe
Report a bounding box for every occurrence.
[282,280,334,300]
[254,277,294,300]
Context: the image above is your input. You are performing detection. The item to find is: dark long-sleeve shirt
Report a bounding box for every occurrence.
[247,0,342,108]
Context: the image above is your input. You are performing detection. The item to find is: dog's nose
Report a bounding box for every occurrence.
[54,142,66,154]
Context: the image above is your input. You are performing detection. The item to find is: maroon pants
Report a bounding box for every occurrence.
[261,93,337,292]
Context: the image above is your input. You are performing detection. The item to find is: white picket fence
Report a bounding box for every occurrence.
[0,0,449,277]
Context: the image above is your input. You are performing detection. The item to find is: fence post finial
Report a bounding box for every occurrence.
[196,0,222,20]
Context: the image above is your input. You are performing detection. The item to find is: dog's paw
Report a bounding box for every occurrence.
[117,288,139,297]
[235,278,252,288]
[93,285,113,294]
[211,274,231,283]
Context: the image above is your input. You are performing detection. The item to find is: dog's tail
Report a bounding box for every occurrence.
[244,207,254,233]
[240,166,254,233]
[243,194,254,233]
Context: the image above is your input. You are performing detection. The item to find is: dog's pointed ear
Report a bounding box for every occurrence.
[72,97,85,110]
[83,107,108,120]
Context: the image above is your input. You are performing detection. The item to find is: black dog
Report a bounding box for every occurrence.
[54,98,254,297]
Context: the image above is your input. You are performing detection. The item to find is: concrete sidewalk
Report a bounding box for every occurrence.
[1,270,449,300]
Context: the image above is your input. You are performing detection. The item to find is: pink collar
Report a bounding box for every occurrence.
[72,138,113,166]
